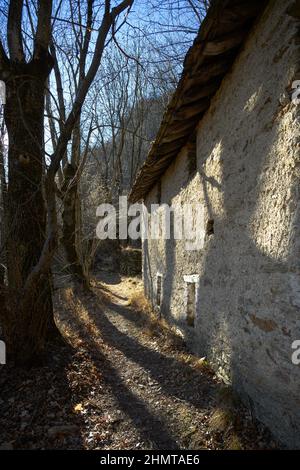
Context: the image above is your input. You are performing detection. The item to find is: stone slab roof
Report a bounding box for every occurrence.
[129,0,268,202]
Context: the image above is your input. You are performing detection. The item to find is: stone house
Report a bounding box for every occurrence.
[129,0,300,448]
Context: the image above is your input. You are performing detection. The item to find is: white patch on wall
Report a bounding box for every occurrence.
[183,274,200,327]
[0,340,6,365]
[243,86,263,112]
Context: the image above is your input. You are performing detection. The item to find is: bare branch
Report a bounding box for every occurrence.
[0,39,9,79]
[111,0,132,20]
[79,0,94,80]
[7,0,25,61]
[49,0,134,176]
[34,0,53,59]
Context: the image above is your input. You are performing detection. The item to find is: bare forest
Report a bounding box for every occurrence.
[0,0,297,457]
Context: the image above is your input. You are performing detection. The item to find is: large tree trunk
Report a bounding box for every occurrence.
[0,123,7,326]
[2,57,56,364]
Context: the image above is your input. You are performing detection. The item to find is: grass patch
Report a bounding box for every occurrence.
[129,290,186,351]
[209,407,234,433]
[226,433,243,450]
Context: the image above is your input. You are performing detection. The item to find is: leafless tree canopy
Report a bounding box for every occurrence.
[0,0,209,362]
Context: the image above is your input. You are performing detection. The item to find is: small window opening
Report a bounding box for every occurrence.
[186,282,196,327]
[206,219,214,236]
[187,147,197,177]
[156,274,162,307]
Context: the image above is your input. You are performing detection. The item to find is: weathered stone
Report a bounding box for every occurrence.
[249,315,278,333]
[142,0,300,449]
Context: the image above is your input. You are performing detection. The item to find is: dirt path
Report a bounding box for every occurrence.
[0,272,277,450]
[55,272,275,450]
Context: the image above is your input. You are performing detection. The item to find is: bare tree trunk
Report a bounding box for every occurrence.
[2,57,55,363]
[61,115,87,285]
[0,0,133,364]
[0,120,7,271]
[0,120,7,323]
[61,162,87,285]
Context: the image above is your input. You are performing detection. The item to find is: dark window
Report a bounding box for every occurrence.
[187,142,197,177]
[206,219,214,236]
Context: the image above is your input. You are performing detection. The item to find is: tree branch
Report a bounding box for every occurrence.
[34,0,53,60]
[7,0,25,62]
[0,39,9,79]
[79,0,94,80]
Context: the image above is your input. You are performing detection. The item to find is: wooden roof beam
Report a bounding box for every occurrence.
[173,98,211,121]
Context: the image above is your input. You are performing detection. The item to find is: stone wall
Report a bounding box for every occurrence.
[143,0,300,448]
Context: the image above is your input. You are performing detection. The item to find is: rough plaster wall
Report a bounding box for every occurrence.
[192,0,300,448]
[143,0,300,447]
[143,183,159,303]
[143,148,205,332]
